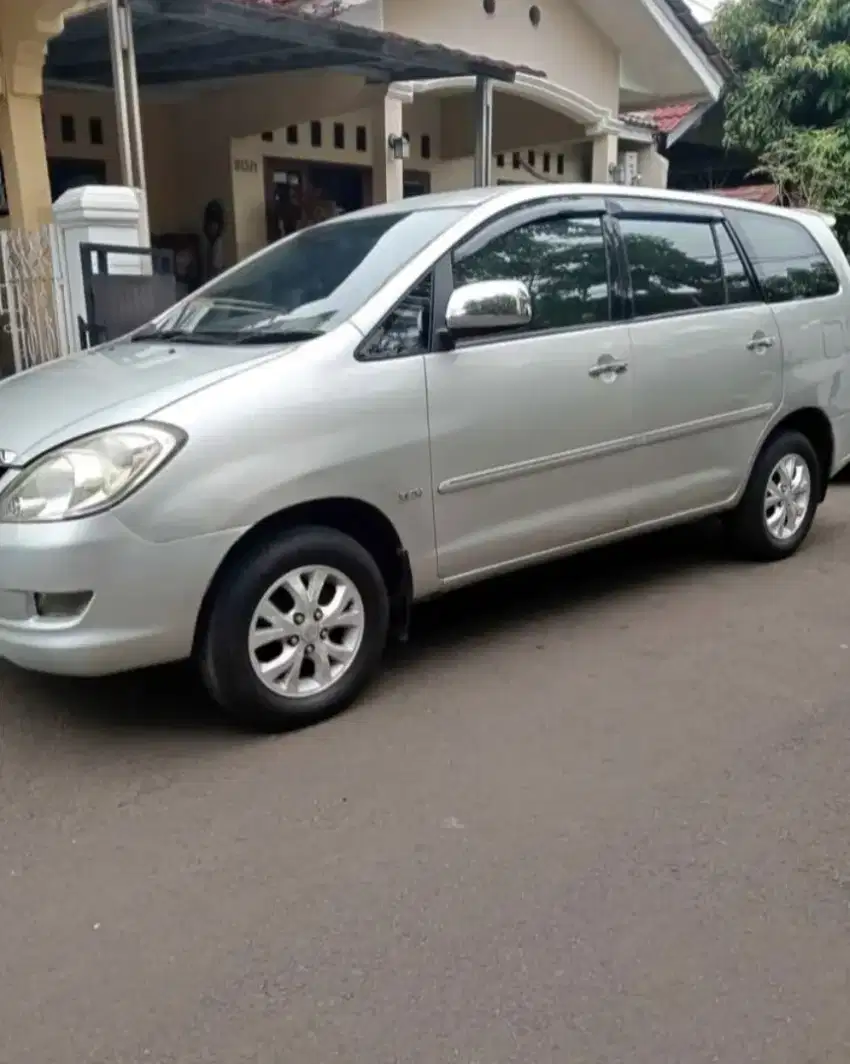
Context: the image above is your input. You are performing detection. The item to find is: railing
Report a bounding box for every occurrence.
[0,225,71,374]
[79,241,176,348]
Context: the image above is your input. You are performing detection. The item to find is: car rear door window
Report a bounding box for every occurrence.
[620,217,724,318]
[452,214,612,331]
[727,210,840,303]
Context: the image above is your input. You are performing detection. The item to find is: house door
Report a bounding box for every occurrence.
[264,158,369,243]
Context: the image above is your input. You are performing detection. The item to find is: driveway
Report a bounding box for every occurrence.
[3,490,850,1063]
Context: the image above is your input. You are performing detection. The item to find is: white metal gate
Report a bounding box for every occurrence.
[0,224,72,375]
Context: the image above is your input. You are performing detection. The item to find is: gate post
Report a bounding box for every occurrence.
[52,185,144,352]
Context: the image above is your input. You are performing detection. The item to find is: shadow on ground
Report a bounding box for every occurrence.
[0,516,741,739]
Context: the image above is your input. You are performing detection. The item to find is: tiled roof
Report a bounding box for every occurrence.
[619,111,659,130]
[622,102,698,133]
[712,184,780,205]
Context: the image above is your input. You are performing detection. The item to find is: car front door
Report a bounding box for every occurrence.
[612,203,783,524]
[424,200,638,582]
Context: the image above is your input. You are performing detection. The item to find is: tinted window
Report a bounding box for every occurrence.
[729,211,839,303]
[621,217,724,317]
[453,214,611,331]
[714,224,758,305]
[360,275,432,360]
[149,208,464,340]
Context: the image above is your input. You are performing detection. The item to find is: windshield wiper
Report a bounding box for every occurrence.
[230,329,323,344]
[131,328,231,344]
[131,327,323,345]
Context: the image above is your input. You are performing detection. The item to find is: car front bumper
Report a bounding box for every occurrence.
[0,512,244,677]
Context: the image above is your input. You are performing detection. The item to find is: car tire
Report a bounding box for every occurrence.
[724,430,820,561]
[198,526,390,732]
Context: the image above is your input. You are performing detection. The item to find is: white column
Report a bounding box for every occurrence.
[473,76,494,187]
[107,0,150,247]
[590,133,619,184]
[52,185,145,352]
[370,87,405,204]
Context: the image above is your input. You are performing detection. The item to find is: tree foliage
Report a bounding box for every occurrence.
[714,0,850,232]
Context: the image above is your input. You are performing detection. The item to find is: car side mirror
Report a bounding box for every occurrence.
[444,279,532,336]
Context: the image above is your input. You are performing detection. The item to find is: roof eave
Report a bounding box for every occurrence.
[660,0,733,83]
[639,0,729,102]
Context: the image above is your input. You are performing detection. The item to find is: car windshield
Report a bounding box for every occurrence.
[136,207,465,343]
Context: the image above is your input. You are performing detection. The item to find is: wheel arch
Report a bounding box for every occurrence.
[765,407,834,501]
[193,497,413,655]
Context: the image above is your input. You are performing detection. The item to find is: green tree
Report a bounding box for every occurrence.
[714,0,850,239]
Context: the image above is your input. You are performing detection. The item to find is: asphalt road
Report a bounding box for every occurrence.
[3,490,850,1064]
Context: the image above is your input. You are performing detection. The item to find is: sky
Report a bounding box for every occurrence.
[686,0,720,21]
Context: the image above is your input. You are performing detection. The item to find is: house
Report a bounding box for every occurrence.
[624,98,775,201]
[0,0,728,271]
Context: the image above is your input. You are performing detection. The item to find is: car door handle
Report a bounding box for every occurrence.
[746,335,776,351]
[589,359,628,378]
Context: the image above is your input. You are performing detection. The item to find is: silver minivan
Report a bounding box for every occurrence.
[1,184,849,729]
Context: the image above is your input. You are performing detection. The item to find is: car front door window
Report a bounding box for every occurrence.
[452,214,612,332]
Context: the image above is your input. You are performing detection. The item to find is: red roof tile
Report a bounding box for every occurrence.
[712,184,780,204]
[623,102,697,133]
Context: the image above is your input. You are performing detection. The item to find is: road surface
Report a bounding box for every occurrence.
[3,491,850,1063]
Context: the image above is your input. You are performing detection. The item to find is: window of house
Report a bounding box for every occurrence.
[60,114,76,144]
[453,213,612,331]
[620,216,724,317]
[714,223,758,305]
[728,210,840,303]
[360,274,433,360]
[89,117,104,146]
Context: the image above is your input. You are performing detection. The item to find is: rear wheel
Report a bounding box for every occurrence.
[725,430,820,561]
[199,527,390,731]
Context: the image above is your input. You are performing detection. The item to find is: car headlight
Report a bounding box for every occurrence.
[0,422,186,523]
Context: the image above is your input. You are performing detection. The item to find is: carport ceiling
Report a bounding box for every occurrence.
[45,0,539,87]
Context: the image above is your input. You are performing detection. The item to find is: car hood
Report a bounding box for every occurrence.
[0,339,292,464]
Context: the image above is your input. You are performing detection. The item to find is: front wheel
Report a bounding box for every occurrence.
[724,430,820,561]
[198,527,390,731]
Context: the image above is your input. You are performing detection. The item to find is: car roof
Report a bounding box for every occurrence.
[353,187,508,214]
[351,182,825,226]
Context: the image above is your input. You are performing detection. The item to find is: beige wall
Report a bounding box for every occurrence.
[228,104,434,262]
[440,93,587,160]
[385,0,620,112]
[41,88,120,176]
[0,85,120,230]
[229,96,593,261]
[34,74,655,268]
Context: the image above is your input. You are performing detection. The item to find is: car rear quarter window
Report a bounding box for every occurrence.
[727,210,840,304]
[620,217,724,317]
